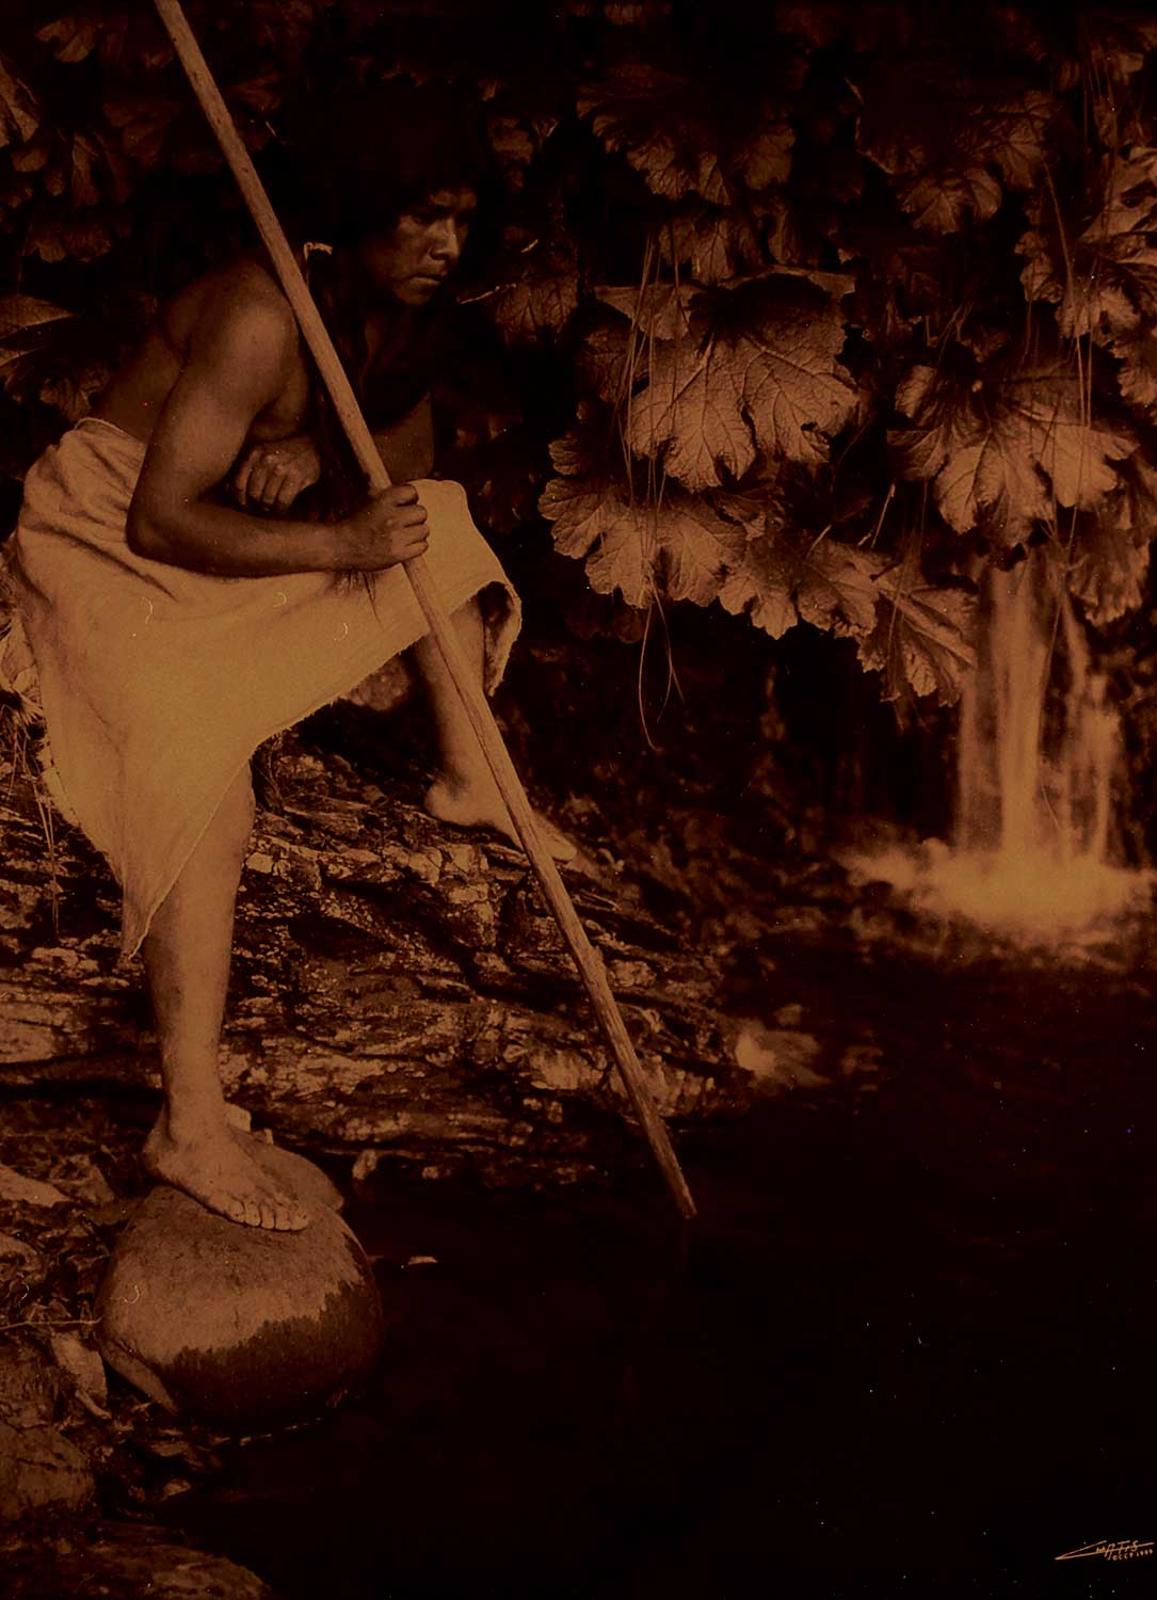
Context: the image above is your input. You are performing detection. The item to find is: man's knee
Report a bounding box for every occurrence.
[215,769,256,855]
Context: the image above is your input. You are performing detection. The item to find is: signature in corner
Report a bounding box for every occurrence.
[1055,1537,1155,1563]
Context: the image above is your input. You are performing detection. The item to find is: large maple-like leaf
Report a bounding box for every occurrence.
[1018,150,1157,344]
[859,62,1055,235]
[957,92,1055,191]
[1067,509,1152,625]
[575,320,634,404]
[1078,11,1157,142]
[38,5,173,71]
[657,492,748,603]
[719,529,884,640]
[733,278,859,462]
[0,295,73,344]
[734,117,795,191]
[104,94,182,171]
[594,282,699,341]
[861,568,976,703]
[37,11,102,64]
[1068,451,1157,623]
[473,230,581,345]
[578,63,731,205]
[614,274,856,485]
[897,166,1002,234]
[539,425,746,606]
[891,360,1134,542]
[624,333,756,488]
[25,209,119,264]
[1004,369,1135,512]
[0,55,40,149]
[578,63,795,208]
[844,228,947,342]
[1112,326,1157,410]
[658,207,763,284]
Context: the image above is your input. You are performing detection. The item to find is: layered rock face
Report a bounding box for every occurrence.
[1,724,756,1187]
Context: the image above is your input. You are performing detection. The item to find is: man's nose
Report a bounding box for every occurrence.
[430,218,461,262]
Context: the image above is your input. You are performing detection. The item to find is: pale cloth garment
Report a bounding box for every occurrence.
[0,416,521,958]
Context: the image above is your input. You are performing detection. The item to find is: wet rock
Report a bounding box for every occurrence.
[0,1167,67,1209]
[0,1342,61,1430]
[0,1525,277,1598]
[0,734,756,1186]
[0,1421,94,1521]
[733,1021,827,1091]
[48,1154,116,1210]
[96,1185,384,1425]
[48,1333,107,1412]
[0,1234,44,1289]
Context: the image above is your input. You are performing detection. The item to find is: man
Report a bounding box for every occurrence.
[2,86,568,1234]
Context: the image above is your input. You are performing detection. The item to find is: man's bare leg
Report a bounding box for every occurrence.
[416,594,575,860]
[140,767,308,1231]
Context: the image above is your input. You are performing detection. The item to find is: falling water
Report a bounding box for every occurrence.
[849,547,1150,939]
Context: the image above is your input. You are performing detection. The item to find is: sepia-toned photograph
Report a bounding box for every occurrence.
[0,1,1154,1595]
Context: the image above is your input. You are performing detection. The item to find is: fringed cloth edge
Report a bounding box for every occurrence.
[3,417,522,962]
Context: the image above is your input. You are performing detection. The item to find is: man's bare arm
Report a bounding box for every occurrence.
[127,293,427,576]
[232,396,434,513]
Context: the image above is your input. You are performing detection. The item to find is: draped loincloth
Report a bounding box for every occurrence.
[0,416,520,959]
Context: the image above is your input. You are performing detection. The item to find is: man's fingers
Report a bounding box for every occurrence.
[249,465,277,506]
[272,477,301,512]
[390,484,420,507]
[234,454,259,506]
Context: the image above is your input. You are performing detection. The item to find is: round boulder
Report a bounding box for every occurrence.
[95,1172,384,1426]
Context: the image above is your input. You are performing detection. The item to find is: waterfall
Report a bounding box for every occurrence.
[848,546,1149,939]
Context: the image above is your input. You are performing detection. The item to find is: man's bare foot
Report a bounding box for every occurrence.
[230,1127,345,1214]
[143,1114,310,1232]
[424,777,577,861]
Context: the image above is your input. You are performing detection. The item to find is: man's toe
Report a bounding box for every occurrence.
[278,1194,309,1231]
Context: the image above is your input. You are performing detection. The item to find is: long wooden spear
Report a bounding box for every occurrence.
[151,0,697,1220]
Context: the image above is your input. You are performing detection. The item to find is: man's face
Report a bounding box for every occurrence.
[359,187,477,305]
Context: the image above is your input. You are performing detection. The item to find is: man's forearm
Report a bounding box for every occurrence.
[128,493,353,578]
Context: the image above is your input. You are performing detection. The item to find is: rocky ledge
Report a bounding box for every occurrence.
[0,712,792,1190]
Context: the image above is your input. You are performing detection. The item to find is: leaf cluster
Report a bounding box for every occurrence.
[2,0,1157,702]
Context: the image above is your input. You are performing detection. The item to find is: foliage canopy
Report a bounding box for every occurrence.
[2,0,1157,705]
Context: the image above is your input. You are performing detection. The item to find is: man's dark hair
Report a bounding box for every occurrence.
[276,80,496,519]
[293,80,496,247]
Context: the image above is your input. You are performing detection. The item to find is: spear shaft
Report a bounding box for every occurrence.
[150,0,697,1221]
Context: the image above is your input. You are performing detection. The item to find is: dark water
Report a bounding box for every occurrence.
[165,933,1157,1599]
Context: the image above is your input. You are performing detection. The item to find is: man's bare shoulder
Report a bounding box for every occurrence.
[169,259,299,368]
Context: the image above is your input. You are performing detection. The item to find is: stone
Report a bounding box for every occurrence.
[0,1342,61,1430]
[95,1185,383,1425]
[0,1235,44,1286]
[0,1421,94,1522]
[734,1020,827,1090]
[0,1526,276,1598]
[48,1333,107,1410]
[0,1167,67,1209]
[48,1153,116,1209]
